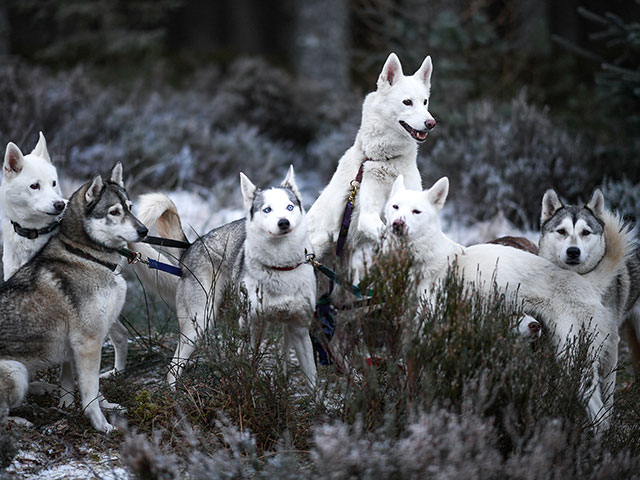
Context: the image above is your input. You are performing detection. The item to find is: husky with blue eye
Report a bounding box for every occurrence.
[135,166,317,390]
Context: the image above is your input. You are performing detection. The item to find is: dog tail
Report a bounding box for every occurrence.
[0,360,29,418]
[585,209,638,296]
[129,193,188,309]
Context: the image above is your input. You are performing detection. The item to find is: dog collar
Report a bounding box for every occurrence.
[12,220,60,240]
[62,241,119,272]
[269,262,303,271]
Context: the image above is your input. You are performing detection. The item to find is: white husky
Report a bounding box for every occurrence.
[384,175,631,427]
[1,132,66,279]
[134,167,317,389]
[307,52,435,283]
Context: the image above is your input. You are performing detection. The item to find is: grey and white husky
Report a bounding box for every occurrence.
[0,163,148,432]
[539,188,640,371]
[136,166,317,389]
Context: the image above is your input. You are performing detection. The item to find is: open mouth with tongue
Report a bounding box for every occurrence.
[399,120,428,142]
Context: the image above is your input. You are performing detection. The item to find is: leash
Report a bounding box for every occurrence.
[117,235,191,277]
[62,241,120,272]
[335,161,367,258]
[306,251,369,299]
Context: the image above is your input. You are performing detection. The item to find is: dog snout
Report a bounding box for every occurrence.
[278,218,290,231]
[53,201,66,212]
[137,226,149,239]
[425,118,436,131]
[392,218,406,236]
[528,321,541,334]
[566,246,581,260]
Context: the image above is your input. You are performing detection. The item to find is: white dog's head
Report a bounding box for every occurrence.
[240,165,306,239]
[384,175,449,243]
[365,52,436,144]
[538,188,606,274]
[515,314,542,340]
[1,132,66,225]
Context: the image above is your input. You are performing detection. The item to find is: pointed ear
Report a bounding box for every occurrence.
[390,174,406,198]
[239,172,257,212]
[32,131,51,163]
[540,189,563,225]
[377,52,403,90]
[109,162,124,188]
[426,177,449,211]
[586,188,605,218]
[3,143,25,178]
[414,55,433,89]
[280,164,301,199]
[85,175,104,204]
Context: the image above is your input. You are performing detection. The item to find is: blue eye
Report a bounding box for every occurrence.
[287,205,294,211]
[263,207,272,213]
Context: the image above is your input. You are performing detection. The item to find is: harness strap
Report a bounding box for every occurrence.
[141,235,191,249]
[12,220,60,240]
[335,161,367,258]
[117,247,183,277]
[63,241,119,272]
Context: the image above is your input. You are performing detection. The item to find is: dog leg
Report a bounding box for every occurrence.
[72,335,113,433]
[287,323,317,390]
[100,320,129,379]
[167,318,199,388]
[627,306,640,376]
[58,360,75,408]
[282,325,291,379]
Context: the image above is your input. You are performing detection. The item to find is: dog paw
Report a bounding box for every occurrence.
[58,392,74,408]
[8,416,34,428]
[29,381,58,395]
[99,368,119,380]
[99,399,126,412]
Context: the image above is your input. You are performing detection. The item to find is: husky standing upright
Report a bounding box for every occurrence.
[307,53,435,282]
[135,167,317,389]
[0,163,148,432]
[0,132,66,279]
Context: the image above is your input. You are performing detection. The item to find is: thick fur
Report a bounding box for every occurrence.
[384,176,624,428]
[128,193,186,309]
[1,132,66,280]
[307,52,435,282]
[539,188,640,372]
[0,163,148,432]
[138,167,317,389]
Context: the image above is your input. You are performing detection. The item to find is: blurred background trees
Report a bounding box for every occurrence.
[0,0,638,227]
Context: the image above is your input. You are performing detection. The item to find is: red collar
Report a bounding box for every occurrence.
[269,262,303,271]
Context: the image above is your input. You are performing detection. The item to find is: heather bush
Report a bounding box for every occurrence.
[422,92,589,228]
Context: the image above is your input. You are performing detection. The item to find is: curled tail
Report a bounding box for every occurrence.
[129,193,189,309]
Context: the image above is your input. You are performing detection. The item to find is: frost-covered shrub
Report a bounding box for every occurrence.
[209,57,318,144]
[422,92,588,228]
[600,177,640,223]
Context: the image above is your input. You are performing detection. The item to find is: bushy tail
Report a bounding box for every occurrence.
[129,193,189,309]
[584,209,638,296]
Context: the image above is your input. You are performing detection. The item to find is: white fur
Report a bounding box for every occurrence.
[384,176,621,428]
[307,53,435,282]
[0,132,66,279]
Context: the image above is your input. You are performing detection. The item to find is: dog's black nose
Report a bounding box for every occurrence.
[278,218,290,231]
[392,219,406,235]
[425,118,436,131]
[528,321,541,334]
[566,247,581,260]
[137,226,149,238]
[53,201,65,212]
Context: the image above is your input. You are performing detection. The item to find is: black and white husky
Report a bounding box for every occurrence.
[539,189,640,372]
[134,166,317,389]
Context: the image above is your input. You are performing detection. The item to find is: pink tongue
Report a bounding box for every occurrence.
[417,131,427,140]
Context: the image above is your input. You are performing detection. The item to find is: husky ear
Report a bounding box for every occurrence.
[425,177,449,211]
[414,55,433,89]
[85,175,104,204]
[586,188,605,219]
[31,131,51,163]
[3,143,25,177]
[390,174,406,199]
[540,189,563,226]
[377,52,403,90]
[109,162,125,188]
[239,172,258,212]
[280,165,301,200]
